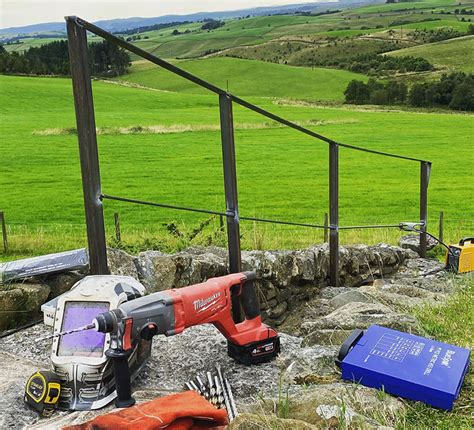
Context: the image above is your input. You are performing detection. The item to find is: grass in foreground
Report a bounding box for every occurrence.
[398,276,474,429]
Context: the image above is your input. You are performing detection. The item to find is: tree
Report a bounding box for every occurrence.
[449,81,474,110]
[344,80,370,104]
[409,84,426,107]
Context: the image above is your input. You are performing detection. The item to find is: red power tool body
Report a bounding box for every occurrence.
[93,271,280,407]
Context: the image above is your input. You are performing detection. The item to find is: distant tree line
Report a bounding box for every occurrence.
[344,73,474,111]
[410,27,468,43]
[120,21,191,35]
[315,53,433,75]
[0,40,131,76]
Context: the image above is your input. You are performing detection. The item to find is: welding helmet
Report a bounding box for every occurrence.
[45,275,151,410]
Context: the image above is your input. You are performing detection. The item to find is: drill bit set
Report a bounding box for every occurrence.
[185,366,238,421]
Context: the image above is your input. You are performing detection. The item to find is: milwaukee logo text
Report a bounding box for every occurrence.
[193,293,221,312]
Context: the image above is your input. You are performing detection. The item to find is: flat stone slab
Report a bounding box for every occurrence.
[0,323,337,429]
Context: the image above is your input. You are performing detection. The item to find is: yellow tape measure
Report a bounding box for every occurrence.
[25,371,61,416]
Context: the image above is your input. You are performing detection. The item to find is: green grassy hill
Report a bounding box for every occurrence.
[387,35,474,72]
[117,57,368,101]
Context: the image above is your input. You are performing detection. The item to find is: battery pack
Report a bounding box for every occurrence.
[337,325,470,410]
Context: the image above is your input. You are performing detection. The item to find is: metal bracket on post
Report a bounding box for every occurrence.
[66,16,109,275]
[219,93,243,323]
[419,161,431,258]
[329,143,339,287]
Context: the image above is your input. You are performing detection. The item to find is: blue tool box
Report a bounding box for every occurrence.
[336,325,470,410]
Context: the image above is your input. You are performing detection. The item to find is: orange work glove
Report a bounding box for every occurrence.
[63,391,229,430]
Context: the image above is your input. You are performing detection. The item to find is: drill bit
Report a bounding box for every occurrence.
[214,375,225,408]
[196,376,208,399]
[36,323,95,342]
[216,366,234,420]
[224,377,238,419]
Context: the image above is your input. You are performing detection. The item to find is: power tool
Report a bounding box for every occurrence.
[91,271,280,407]
[399,223,473,274]
[446,237,474,274]
[37,271,279,411]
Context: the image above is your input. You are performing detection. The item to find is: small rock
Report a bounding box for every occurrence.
[268,301,288,319]
[330,289,378,309]
[107,248,139,278]
[0,283,50,330]
[399,234,437,254]
[44,272,83,298]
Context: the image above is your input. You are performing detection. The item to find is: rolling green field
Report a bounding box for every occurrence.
[1,70,473,261]
[118,57,369,101]
[388,35,474,72]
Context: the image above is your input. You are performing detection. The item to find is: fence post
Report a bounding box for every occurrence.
[329,144,339,287]
[438,211,444,245]
[324,212,329,243]
[419,161,430,258]
[66,17,109,275]
[114,212,121,242]
[0,212,7,253]
[219,93,242,323]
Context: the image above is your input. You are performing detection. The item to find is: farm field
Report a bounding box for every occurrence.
[387,35,474,72]
[117,57,369,101]
[1,71,473,261]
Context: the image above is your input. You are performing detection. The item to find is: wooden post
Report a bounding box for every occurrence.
[0,211,7,253]
[114,212,121,242]
[419,162,430,258]
[219,214,224,231]
[219,93,242,323]
[438,211,444,245]
[329,144,339,287]
[324,212,329,243]
[66,17,109,275]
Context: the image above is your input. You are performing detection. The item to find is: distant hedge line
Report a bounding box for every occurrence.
[0,40,131,77]
[344,73,474,111]
[315,53,433,75]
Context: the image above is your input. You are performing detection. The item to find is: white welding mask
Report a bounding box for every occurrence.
[43,275,151,410]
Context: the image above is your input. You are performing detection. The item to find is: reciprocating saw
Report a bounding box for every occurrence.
[90,271,280,407]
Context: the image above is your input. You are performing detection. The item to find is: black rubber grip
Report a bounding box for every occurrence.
[105,349,136,408]
[240,272,260,320]
[95,312,114,333]
[459,237,474,246]
[335,329,364,367]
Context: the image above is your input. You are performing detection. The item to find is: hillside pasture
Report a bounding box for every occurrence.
[117,57,369,101]
[387,35,474,72]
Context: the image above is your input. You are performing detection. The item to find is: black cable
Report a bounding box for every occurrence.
[101,194,327,229]
[101,194,226,217]
[0,318,43,339]
[339,224,401,230]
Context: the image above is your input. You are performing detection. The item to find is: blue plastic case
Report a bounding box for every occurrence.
[337,325,470,410]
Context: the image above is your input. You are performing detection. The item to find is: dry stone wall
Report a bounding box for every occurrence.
[0,243,415,331]
[106,243,414,327]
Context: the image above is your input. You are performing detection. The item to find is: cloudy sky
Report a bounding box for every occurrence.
[1,0,317,28]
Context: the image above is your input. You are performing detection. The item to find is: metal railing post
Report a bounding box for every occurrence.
[66,17,109,275]
[419,161,431,258]
[219,93,242,322]
[329,143,339,287]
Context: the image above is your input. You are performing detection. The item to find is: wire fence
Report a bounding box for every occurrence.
[61,16,434,307]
